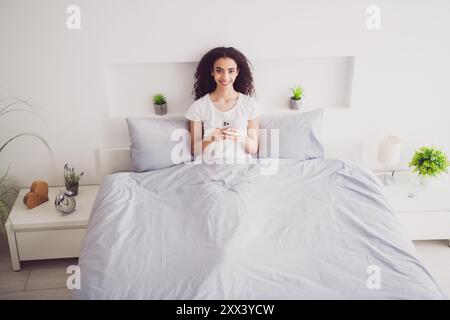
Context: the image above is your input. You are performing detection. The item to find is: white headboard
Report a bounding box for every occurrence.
[97,139,363,176]
[98,147,132,177]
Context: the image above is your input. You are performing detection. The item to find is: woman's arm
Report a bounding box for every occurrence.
[244,119,260,155]
[223,119,260,155]
[189,121,203,156]
[189,121,224,156]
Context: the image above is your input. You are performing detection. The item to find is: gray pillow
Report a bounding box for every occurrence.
[126,118,192,172]
[258,109,324,159]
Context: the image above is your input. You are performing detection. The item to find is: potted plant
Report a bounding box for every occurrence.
[289,85,304,110]
[408,146,450,185]
[153,93,167,115]
[1,97,51,234]
[64,164,84,196]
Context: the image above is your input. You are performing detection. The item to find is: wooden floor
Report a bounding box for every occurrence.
[1,234,449,299]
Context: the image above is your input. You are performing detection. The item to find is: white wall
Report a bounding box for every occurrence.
[1,0,449,188]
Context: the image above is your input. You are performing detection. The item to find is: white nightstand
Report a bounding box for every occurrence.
[5,185,99,271]
[382,171,450,245]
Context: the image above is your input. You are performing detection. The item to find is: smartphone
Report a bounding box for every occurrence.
[222,120,237,128]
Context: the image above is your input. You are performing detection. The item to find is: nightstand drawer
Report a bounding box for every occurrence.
[16,228,86,260]
[395,211,450,240]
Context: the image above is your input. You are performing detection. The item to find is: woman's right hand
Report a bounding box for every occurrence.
[204,128,225,143]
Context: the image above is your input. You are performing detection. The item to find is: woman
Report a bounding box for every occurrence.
[185,47,262,162]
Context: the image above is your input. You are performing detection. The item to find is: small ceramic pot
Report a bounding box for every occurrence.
[289,98,303,110]
[154,103,167,115]
[418,175,437,186]
[65,183,79,196]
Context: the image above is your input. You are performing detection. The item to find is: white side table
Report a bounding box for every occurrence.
[381,171,450,246]
[5,185,99,271]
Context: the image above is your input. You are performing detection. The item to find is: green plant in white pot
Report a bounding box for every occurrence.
[153,93,167,115]
[408,146,450,185]
[289,85,304,110]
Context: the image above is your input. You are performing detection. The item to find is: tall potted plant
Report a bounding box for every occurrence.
[408,146,450,185]
[0,97,51,234]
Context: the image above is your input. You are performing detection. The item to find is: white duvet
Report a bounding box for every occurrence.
[74,158,447,299]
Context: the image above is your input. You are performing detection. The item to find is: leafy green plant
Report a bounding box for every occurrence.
[64,164,84,187]
[0,167,16,233]
[290,86,304,100]
[408,146,450,177]
[152,94,167,105]
[0,97,51,234]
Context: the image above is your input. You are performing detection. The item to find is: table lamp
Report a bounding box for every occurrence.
[377,135,402,185]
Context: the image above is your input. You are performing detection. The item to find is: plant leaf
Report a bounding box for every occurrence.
[0,132,52,154]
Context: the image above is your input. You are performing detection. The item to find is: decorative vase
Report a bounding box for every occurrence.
[154,103,167,115]
[65,183,79,196]
[289,98,303,110]
[55,190,76,214]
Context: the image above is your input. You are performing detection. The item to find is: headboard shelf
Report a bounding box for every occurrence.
[104,56,355,118]
[124,105,351,120]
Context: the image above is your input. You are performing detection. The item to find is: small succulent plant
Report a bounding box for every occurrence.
[153,94,167,105]
[64,164,84,186]
[290,86,304,100]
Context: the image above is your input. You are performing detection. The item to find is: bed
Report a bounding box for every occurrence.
[73,156,447,299]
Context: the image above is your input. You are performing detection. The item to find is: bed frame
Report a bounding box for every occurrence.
[97,139,364,176]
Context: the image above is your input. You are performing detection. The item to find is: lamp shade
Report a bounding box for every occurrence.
[377,135,401,165]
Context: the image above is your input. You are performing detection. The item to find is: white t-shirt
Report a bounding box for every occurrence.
[185,92,262,162]
[185,92,262,136]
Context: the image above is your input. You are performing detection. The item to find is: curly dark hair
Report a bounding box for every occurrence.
[193,47,255,100]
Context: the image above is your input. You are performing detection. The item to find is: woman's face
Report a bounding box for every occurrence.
[211,57,239,88]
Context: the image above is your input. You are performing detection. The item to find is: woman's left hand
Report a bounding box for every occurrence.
[223,127,246,142]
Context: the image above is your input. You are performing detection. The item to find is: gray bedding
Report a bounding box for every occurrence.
[74,158,447,299]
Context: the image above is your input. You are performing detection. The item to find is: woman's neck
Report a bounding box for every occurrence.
[210,86,239,101]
